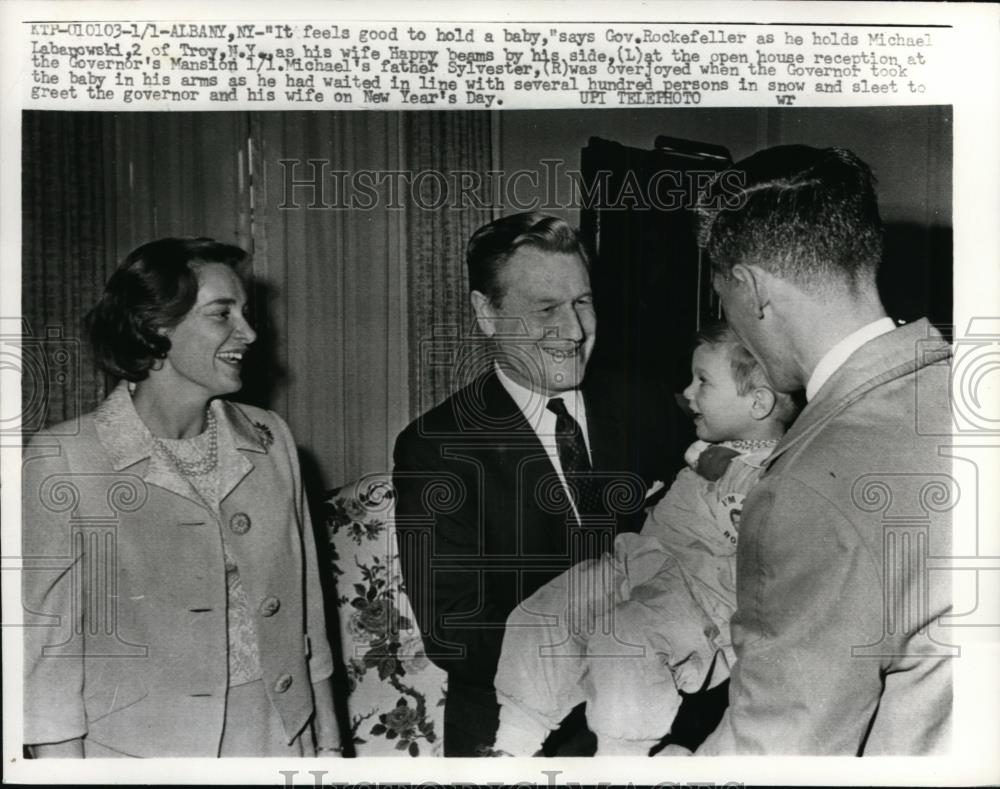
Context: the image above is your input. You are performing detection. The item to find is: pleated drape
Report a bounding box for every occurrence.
[107,113,253,256]
[403,112,496,418]
[21,110,494,488]
[21,112,114,425]
[249,111,410,488]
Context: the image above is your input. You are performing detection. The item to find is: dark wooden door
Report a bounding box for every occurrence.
[580,135,731,477]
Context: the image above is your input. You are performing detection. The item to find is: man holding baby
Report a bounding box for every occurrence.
[692,145,953,754]
[395,144,953,757]
[392,212,672,755]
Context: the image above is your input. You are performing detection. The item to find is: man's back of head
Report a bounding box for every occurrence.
[698,146,891,392]
[698,145,883,298]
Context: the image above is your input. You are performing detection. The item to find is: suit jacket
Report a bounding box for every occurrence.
[392,370,669,699]
[22,382,333,757]
[699,319,953,754]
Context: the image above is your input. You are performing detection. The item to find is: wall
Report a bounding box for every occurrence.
[23,110,493,492]
[497,106,953,325]
[497,106,952,225]
[23,107,952,493]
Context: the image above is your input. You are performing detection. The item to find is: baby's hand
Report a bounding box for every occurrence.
[683,440,711,469]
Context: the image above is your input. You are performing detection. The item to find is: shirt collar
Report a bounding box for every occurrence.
[494,363,586,432]
[805,317,897,401]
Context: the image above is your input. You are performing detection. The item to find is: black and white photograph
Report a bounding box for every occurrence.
[2,3,998,786]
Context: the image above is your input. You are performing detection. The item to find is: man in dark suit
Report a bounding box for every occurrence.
[393,213,670,756]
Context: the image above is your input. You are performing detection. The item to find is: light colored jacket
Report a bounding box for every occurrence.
[699,319,953,755]
[495,441,773,743]
[22,383,333,757]
[635,441,776,669]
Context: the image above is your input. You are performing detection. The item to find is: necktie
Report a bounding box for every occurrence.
[546,397,601,517]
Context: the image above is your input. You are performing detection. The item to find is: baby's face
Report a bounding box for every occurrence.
[682,343,757,443]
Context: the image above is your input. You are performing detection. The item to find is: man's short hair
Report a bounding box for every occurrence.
[696,320,800,426]
[696,146,883,293]
[466,212,592,304]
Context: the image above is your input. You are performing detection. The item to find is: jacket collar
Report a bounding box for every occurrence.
[470,368,620,467]
[458,369,538,436]
[494,362,588,435]
[94,381,268,510]
[765,318,950,470]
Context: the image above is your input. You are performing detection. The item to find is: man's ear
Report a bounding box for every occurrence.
[732,263,771,319]
[749,386,777,421]
[470,290,496,338]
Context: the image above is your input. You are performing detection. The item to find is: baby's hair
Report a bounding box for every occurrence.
[696,321,764,397]
[695,320,800,424]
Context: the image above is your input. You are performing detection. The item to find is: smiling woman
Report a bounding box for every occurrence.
[84,241,268,452]
[22,238,339,758]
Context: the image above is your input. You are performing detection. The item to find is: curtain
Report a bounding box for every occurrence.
[21,112,114,428]
[249,112,409,488]
[21,110,493,488]
[21,111,254,433]
[107,113,253,257]
[403,112,496,418]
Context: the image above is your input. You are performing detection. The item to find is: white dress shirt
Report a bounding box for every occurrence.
[805,317,897,401]
[494,364,592,519]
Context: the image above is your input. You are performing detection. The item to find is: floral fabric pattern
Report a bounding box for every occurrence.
[324,475,446,756]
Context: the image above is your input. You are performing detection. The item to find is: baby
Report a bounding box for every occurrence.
[492,321,799,755]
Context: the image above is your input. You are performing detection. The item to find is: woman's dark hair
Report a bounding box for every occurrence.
[88,237,248,381]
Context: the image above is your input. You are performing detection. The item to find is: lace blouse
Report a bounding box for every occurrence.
[156,422,263,687]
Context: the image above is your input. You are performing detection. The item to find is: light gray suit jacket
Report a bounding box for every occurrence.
[699,319,953,754]
[22,383,333,756]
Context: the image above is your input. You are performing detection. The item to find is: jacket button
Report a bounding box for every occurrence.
[229,512,251,535]
[274,674,293,693]
[259,596,281,617]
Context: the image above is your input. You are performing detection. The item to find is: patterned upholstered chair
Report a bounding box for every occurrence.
[323,474,446,756]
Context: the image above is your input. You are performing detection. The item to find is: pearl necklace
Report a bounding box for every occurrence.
[152,409,219,477]
[725,438,779,452]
